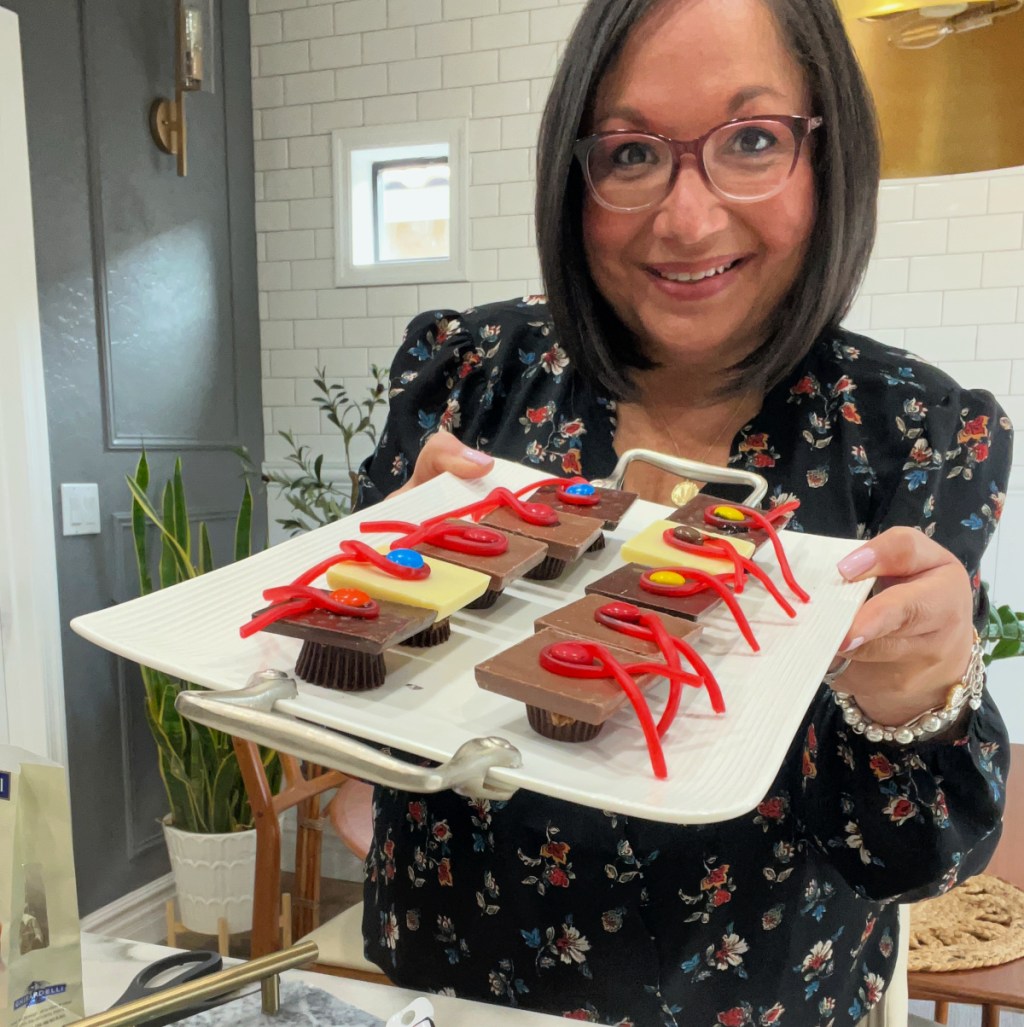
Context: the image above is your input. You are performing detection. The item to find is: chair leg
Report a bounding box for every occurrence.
[982,1005,1001,1027]
[234,738,284,958]
[280,891,292,947]
[216,917,230,957]
[932,1001,948,1024]
[293,765,328,940]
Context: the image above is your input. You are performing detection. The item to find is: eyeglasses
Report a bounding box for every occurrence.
[573,115,823,212]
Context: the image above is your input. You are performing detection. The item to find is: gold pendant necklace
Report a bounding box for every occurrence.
[654,392,750,508]
[670,478,702,508]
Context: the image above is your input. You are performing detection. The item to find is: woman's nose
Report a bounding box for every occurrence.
[651,160,729,242]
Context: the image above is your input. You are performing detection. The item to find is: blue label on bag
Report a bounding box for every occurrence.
[14,981,68,1010]
[0,770,10,800]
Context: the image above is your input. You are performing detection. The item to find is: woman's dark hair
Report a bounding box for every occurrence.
[535,0,881,399]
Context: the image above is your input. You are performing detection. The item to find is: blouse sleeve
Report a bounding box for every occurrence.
[354,308,480,512]
[785,384,1013,903]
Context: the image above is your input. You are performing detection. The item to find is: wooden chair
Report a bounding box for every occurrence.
[908,743,1024,1027]
[233,737,389,984]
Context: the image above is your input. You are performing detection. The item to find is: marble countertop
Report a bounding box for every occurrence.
[82,933,564,1025]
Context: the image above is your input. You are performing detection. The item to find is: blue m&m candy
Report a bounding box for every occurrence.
[387,548,425,569]
[565,483,595,497]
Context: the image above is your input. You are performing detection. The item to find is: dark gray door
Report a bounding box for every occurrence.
[3,0,264,915]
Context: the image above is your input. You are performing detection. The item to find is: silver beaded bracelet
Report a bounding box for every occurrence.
[830,632,985,745]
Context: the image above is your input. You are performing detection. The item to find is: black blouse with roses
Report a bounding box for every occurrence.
[354,297,1012,1027]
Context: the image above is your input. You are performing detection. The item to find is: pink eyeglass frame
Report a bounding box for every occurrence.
[573,114,824,211]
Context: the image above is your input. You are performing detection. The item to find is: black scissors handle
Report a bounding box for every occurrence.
[111,950,231,1026]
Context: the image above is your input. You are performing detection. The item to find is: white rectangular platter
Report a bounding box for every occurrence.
[71,461,872,824]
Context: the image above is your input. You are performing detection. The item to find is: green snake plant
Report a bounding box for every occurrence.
[126,453,280,833]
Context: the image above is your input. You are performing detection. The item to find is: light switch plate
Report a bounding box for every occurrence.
[61,482,101,536]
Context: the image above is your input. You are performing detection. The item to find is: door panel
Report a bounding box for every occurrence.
[82,0,243,448]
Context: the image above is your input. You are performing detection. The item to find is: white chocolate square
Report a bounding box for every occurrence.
[620,519,755,573]
[325,550,490,620]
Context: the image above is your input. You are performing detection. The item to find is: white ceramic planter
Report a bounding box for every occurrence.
[162,818,257,935]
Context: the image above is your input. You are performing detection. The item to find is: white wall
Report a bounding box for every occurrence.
[0,8,68,764]
[249,0,1024,735]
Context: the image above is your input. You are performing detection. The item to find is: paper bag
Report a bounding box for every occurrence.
[0,747,83,1027]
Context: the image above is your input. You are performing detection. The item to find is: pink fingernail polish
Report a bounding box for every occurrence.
[837,547,876,580]
[840,636,866,654]
[461,447,492,465]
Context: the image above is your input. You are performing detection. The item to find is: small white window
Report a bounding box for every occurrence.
[333,120,468,287]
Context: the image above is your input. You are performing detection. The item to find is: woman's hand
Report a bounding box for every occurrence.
[391,431,494,498]
[832,526,976,726]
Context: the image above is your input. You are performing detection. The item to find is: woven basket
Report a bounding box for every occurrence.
[909,874,1024,973]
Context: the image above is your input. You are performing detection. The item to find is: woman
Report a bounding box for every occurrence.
[354,0,1012,1023]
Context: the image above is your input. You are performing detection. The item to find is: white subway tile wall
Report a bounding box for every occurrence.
[249,2,1024,738]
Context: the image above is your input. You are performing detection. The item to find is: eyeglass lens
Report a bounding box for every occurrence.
[584,119,800,209]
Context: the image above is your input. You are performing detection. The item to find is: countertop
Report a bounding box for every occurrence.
[82,932,564,1025]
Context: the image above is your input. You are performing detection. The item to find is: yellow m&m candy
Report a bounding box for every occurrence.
[713,505,745,522]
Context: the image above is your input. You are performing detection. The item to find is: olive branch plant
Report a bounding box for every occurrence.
[244,364,389,537]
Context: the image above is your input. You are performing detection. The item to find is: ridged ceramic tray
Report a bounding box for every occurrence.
[71,461,872,823]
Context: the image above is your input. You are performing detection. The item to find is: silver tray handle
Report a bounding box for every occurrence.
[591,449,768,506]
[175,670,523,800]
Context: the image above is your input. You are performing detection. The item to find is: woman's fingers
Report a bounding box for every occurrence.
[394,431,493,496]
[839,568,967,664]
[837,525,951,585]
[832,527,974,706]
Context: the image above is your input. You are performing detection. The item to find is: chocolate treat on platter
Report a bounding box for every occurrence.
[528,481,638,551]
[251,598,436,691]
[475,627,660,742]
[326,547,491,647]
[530,483,638,529]
[411,520,549,609]
[585,563,722,621]
[480,505,603,580]
[667,493,794,549]
[535,594,702,657]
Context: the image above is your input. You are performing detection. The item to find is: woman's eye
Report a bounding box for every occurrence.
[609,141,658,168]
[728,128,778,154]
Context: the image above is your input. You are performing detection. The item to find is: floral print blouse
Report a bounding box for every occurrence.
[355,297,1012,1027]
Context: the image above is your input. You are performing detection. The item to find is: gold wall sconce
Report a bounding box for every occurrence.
[839,0,1024,177]
[150,0,215,177]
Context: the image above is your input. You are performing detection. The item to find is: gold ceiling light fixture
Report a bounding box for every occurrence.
[859,0,1023,49]
[150,0,215,177]
[839,0,1024,177]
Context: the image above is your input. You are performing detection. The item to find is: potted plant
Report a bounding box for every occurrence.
[126,453,281,939]
[982,593,1024,664]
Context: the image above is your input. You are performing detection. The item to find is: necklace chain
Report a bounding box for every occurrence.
[651,393,749,507]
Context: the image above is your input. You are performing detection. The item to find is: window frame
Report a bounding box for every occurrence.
[331,119,468,287]
[370,155,451,265]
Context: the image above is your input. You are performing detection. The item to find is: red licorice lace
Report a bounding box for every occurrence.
[538,639,702,779]
[239,585,379,639]
[513,476,598,506]
[359,518,509,556]
[660,529,797,618]
[701,500,808,602]
[415,485,560,528]
[593,601,725,722]
[240,539,429,638]
[639,566,760,651]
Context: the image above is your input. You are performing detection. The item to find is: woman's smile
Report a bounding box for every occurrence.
[645,255,749,300]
